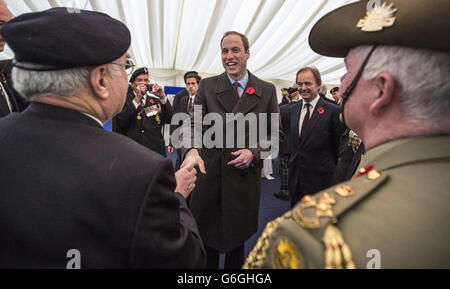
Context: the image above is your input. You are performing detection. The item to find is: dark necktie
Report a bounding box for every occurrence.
[187,96,193,112]
[233,82,240,101]
[300,103,311,137]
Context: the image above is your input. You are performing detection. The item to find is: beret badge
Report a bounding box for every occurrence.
[357,2,397,32]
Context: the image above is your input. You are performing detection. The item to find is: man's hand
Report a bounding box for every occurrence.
[175,162,197,199]
[227,149,254,170]
[168,145,174,155]
[133,83,147,104]
[181,149,206,175]
[152,83,166,101]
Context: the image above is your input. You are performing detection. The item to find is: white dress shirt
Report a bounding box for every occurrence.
[298,95,320,136]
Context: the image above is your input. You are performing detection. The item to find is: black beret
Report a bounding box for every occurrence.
[309,0,450,57]
[1,7,131,70]
[129,67,149,83]
[330,87,339,93]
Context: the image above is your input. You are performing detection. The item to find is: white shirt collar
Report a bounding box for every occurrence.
[303,95,320,110]
[81,112,104,127]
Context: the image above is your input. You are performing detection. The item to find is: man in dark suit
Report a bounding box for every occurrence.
[181,31,279,269]
[114,67,172,156]
[168,71,201,170]
[288,67,344,207]
[172,71,199,114]
[0,2,27,118]
[0,7,205,268]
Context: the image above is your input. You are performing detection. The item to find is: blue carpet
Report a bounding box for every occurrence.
[166,149,291,268]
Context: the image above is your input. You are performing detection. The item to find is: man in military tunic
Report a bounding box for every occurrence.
[115,67,172,156]
[244,0,450,269]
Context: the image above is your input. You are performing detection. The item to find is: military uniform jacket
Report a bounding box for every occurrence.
[115,88,172,156]
[0,102,205,268]
[182,71,279,252]
[244,136,450,269]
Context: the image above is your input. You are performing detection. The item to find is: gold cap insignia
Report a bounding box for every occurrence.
[335,185,355,197]
[357,2,397,32]
[274,238,300,269]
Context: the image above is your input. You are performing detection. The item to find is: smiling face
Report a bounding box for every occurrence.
[296,70,320,103]
[221,34,250,81]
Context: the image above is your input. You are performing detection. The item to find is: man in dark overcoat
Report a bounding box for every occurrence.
[181,31,279,268]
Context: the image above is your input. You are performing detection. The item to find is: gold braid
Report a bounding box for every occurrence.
[243,211,292,269]
[323,224,356,269]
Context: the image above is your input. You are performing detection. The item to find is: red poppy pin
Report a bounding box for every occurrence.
[246,87,255,94]
[150,99,154,104]
[318,107,325,114]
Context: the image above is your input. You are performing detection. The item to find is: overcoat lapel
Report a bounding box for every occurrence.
[215,72,237,113]
[233,72,261,114]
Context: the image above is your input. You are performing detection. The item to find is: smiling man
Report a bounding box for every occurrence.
[181,31,279,269]
[287,67,344,208]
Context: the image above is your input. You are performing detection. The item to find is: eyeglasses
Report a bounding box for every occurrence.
[111,58,135,75]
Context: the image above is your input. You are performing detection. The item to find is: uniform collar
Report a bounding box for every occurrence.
[359,135,450,172]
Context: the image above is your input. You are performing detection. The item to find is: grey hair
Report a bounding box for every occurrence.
[12,64,122,99]
[352,45,450,124]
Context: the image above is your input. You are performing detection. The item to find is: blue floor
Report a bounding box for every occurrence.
[166,149,291,268]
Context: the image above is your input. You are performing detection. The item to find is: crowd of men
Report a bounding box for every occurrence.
[0,0,448,269]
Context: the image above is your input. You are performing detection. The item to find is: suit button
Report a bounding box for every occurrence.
[141,130,144,134]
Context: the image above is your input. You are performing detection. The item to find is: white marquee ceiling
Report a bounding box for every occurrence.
[2,0,357,93]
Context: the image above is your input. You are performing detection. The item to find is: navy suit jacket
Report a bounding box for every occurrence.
[0,102,205,268]
[289,97,344,197]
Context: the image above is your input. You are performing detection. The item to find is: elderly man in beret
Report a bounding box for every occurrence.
[0,7,205,268]
[114,67,172,156]
[245,0,450,269]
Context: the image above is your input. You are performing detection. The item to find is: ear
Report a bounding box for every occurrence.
[368,73,396,116]
[90,65,110,100]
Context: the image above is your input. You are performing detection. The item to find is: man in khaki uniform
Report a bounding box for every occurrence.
[244,0,450,269]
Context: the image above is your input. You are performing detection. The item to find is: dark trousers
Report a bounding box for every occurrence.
[289,180,306,208]
[205,244,244,269]
[279,153,290,195]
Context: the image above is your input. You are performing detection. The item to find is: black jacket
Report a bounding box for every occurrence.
[0,102,205,268]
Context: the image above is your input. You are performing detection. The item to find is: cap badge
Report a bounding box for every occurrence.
[357,2,397,32]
